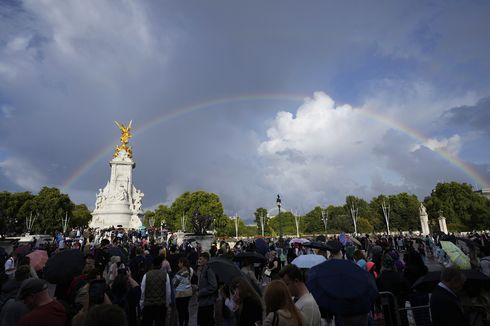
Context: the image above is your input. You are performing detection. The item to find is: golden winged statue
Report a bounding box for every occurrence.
[114,120,133,158]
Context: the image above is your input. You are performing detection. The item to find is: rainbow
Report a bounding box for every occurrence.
[61,93,490,190]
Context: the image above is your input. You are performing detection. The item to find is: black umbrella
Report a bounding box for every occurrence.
[307,259,378,316]
[107,246,128,263]
[412,270,490,293]
[316,235,327,242]
[254,238,269,255]
[44,249,85,284]
[233,251,267,264]
[303,241,329,251]
[208,257,242,284]
[208,257,261,295]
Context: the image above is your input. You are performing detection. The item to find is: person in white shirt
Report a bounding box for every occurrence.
[4,252,17,278]
[279,264,321,326]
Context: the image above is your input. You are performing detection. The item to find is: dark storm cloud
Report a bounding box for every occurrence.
[1,1,490,222]
[443,97,490,136]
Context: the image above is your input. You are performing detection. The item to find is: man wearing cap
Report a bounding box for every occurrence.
[17,279,66,326]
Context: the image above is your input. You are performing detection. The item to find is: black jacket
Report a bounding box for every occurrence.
[430,285,469,326]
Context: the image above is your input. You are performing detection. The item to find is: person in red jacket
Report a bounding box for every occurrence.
[17,279,67,326]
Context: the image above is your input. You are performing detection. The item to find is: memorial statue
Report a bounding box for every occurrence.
[114,120,133,158]
[419,203,427,216]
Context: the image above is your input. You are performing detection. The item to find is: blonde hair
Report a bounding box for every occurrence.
[263,280,303,326]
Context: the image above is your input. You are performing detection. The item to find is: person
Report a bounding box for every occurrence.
[17,278,67,326]
[430,267,469,326]
[111,269,141,326]
[229,277,263,326]
[326,240,343,260]
[265,251,280,279]
[83,303,128,326]
[353,250,367,270]
[0,265,31,325]
[197,252,218,326]
[240,258,259,289]
[403,250,428,285]
[262,280,303,326]
[278,264,321,326]
[173,257,193,326]
[376,255,410,308]
[4,252,16,279]
[479,244,490,277]
[140,255,171,326]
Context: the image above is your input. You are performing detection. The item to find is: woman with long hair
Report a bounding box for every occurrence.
[173,257,193,326]
[229,277,263,326]
[263,280,303,326]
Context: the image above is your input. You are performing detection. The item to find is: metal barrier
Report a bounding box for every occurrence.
[376,291,432,326]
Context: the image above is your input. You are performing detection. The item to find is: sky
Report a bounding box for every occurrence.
[1,0,490,222]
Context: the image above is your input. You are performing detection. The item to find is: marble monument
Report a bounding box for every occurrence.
[419,203,430,235]
[89,121,144,229]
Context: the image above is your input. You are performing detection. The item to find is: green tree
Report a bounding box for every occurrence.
[424,182,490,231]
[0,191,34,234]
[254,208,269,235]
[144,204,172,229]
[344,196,371,234]
[17,187,74,234]
[303,207,324,234]
[214,214,231,237]
[71,204,92,228]
[358,217,374,233]
[170,191,224,235]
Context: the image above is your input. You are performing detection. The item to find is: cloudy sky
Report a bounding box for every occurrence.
[1,1,490,221]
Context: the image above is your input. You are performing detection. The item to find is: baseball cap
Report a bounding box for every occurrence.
[18,279,48,299]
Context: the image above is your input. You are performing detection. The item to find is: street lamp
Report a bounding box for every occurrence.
[321,208,328,235]
[276,194,283,239]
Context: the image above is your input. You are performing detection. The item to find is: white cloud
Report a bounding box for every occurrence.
[424,135,462,157]
[258,92,389,206]
[0,158,46,191]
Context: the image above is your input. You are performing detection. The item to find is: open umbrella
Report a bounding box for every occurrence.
[107,246,128,263]
[307,259,378,316]
[441,241,471,270]
[316,235,326,242]
[26,250,48,271]
[208,257,242,284]
[15,244,31,256]
[44,249,85,284]
[413,269,490,293]
[291,254,326,269]
[208,257,261,294]
[254,238,269,256]
[303,241,330,251]
[290,238,310,245]
[233,251,267,264]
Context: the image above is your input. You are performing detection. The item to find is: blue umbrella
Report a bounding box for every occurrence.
[254,238,269,255]
[306,259,378,316]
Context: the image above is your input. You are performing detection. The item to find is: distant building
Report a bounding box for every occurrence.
[475,188,490,200]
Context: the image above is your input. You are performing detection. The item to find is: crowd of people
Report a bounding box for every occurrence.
[1,227,490,326]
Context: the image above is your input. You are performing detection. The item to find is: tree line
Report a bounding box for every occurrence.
[1,182,488,236]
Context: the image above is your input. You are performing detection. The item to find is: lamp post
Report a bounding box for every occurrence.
[276,194,283,239]
[260,213,265,237]
[321,208,328,235]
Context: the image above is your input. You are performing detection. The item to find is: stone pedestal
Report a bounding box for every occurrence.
[90,149,144,229]
[438,216,448,234]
